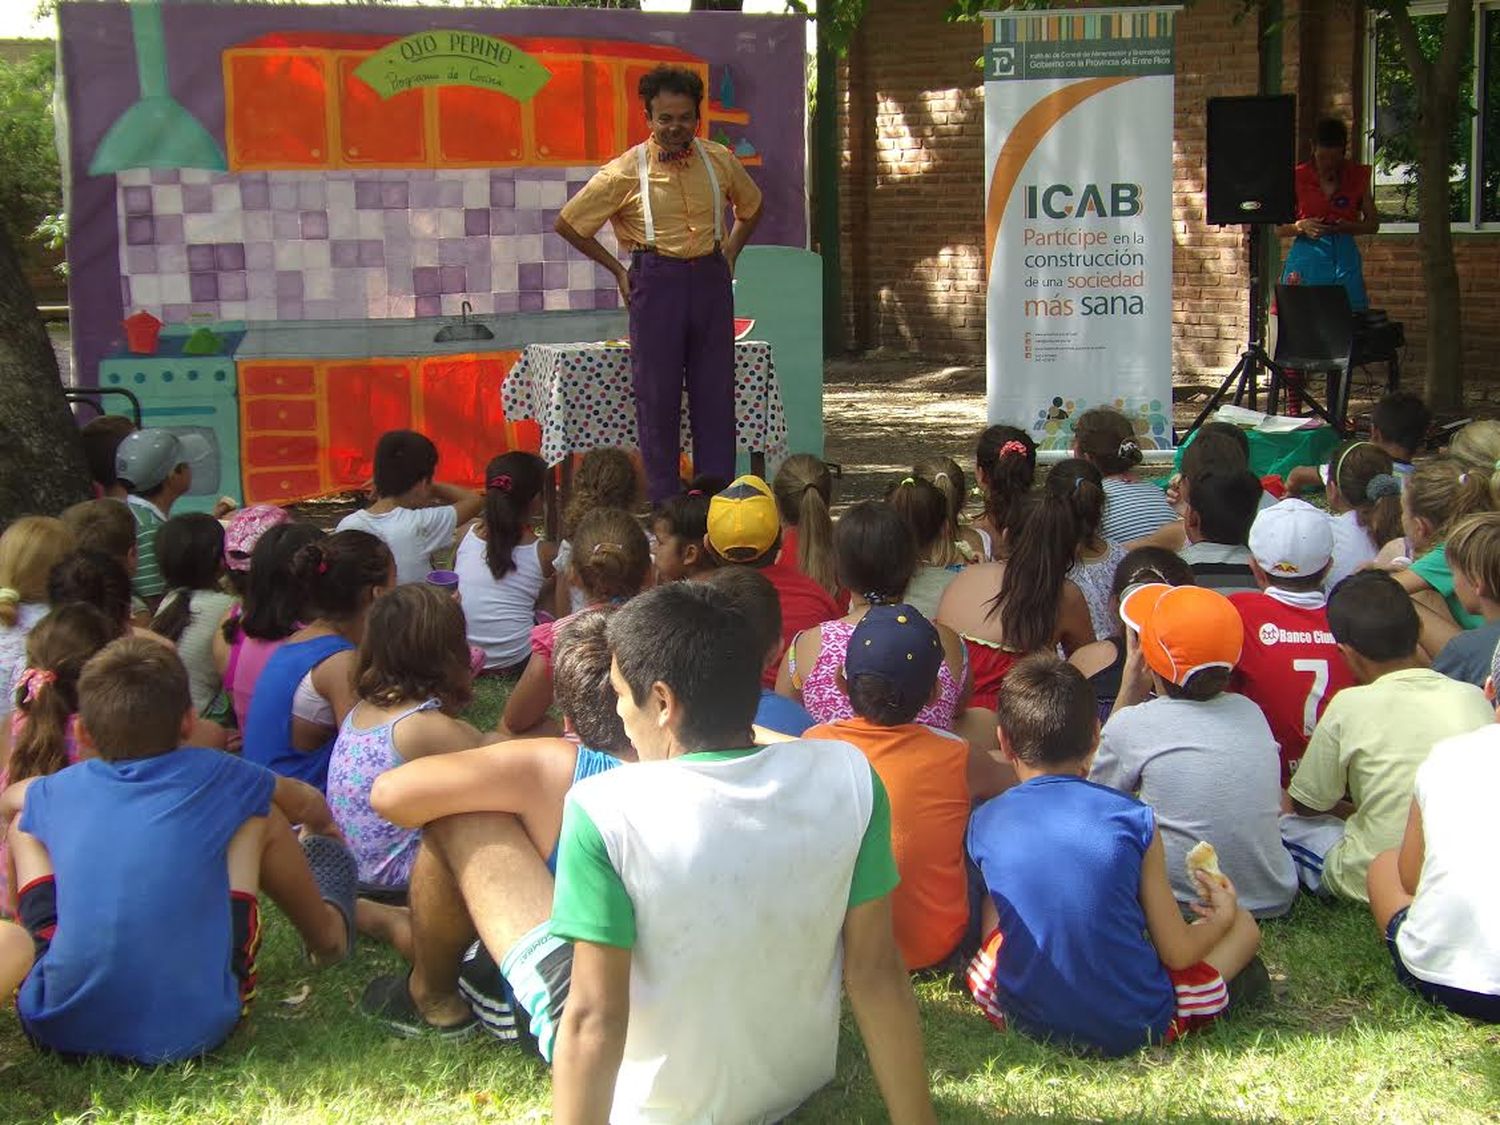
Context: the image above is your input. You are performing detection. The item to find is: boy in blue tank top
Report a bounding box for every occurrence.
[966,653,1263,1057]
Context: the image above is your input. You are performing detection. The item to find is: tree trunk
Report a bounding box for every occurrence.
[1387,0,1472,412]
[0,223,90,522]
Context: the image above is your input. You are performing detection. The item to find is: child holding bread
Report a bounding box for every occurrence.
[1090,584,1297,918]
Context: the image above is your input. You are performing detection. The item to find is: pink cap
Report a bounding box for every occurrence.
[223,504,290,572]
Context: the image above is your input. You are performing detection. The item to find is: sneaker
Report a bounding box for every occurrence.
[360,974,479,1040]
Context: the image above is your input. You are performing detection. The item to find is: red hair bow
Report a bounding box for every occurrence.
[489,474,514,493]
[999,440,1029,458]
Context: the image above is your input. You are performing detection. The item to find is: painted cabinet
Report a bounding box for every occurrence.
[224,41,717,170]
[239,353,537,505]
[337,54,428,167]
[529,58,619,164]
[436,86,525,164]
[225,51,330,169]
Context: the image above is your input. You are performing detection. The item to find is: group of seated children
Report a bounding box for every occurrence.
[3,389,1500,1120]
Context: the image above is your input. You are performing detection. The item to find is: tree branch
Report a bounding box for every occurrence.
[1382,1,1433,104]
[1433,0,1476,101]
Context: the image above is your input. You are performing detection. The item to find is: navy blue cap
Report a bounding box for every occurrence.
[845,604,943,709]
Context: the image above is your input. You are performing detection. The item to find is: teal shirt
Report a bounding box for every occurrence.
[1410,544,1485,630]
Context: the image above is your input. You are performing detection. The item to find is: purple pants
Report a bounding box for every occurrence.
[627,250,737,502]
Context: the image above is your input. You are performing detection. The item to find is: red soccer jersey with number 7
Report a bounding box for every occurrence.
[1228,591,1358,787]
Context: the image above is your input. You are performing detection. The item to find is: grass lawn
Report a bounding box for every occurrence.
[5,682,1500,1122]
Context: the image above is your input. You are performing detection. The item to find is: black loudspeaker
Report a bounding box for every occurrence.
[1206,95,1297,226]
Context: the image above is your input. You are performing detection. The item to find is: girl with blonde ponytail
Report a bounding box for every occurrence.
[2,603,120,911]
[0,516,76,742]
[1393,457,1496,632]
[772,454,839,598]
[913,455,987,563]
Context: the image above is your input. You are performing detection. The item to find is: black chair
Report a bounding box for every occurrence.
[65,386,144,428]
[1270,283,1354,432]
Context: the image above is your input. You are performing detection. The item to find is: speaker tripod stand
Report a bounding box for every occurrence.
[1185,228,1339,438]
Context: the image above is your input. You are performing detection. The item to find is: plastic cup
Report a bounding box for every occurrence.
[426,569,460,591]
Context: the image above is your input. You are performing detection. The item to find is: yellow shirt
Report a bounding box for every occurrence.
[1289,668,1494,902]
[558,136,762,260]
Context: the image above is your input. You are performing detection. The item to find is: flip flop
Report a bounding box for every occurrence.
[360,974,479,1040]
[300,833,358,964]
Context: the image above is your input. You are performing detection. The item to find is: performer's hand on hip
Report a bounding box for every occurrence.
[615,265,632,305]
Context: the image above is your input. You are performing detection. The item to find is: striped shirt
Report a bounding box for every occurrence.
[126,495,168,599]
[1100,476,1177,544]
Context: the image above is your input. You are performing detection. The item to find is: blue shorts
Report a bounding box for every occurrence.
[1386,908,1500,1023]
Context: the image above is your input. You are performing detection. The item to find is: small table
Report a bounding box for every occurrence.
[503,340,789,534]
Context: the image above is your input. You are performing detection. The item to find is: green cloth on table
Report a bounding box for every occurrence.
[1174,426,1343,481]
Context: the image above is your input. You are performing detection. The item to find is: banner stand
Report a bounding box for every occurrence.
[982,6,1181,453]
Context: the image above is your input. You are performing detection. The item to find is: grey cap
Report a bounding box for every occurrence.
[115,428,213,493]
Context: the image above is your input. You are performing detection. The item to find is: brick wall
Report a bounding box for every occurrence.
[836,0,1500,394]
[1170,0,1262,375]
[838,1,986,356]
[837,0,1264,375]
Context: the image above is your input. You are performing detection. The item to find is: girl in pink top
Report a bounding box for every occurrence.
[214,522,324,729]
[779,501,970,729]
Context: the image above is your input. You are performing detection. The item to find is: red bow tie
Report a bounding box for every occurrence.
[658,146,693,165]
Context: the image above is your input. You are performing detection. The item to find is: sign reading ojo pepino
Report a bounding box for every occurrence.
[983,7,1179,452]
[354,31,552,101]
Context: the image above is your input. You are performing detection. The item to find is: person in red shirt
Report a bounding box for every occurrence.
[1230,499,1356,786]
[1277,116,1378,313]
[704,475,841,686]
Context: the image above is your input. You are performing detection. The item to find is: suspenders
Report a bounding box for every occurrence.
[634,138,724,255]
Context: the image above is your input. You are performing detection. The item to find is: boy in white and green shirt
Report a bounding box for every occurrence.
[546,582,935,1125]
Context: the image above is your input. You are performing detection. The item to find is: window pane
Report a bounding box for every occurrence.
[1483,9,1500,221]
[1371,11,1473,224]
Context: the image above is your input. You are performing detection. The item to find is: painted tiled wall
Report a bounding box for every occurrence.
[115,167,623,324]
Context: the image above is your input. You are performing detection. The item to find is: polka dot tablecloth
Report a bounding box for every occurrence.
[502,341,788,467]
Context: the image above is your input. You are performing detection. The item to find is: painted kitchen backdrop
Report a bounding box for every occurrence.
[58,2,812,510]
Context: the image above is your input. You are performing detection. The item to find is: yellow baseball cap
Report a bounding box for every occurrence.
[1120,584,1243,687]
[706,475,779,562]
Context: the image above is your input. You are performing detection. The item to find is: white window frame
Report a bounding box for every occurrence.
[1362,0,1498,233]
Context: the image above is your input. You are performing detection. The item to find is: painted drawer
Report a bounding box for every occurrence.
[244,466,325,506]
[245,434,321,466]
[244,397,318,432]
[240,362,317,396]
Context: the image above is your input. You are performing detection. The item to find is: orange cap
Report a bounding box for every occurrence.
[1121,584,1243,687]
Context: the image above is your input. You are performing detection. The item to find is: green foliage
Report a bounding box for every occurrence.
[0,50,60,254]
[1369,9,1477,223]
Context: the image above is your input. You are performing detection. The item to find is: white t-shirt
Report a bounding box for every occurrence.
[454,530,547,669]
[1396,723,1500,995]
[336,505,459,586]
[1326,509,1378,590]
[550,740,897,1124]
